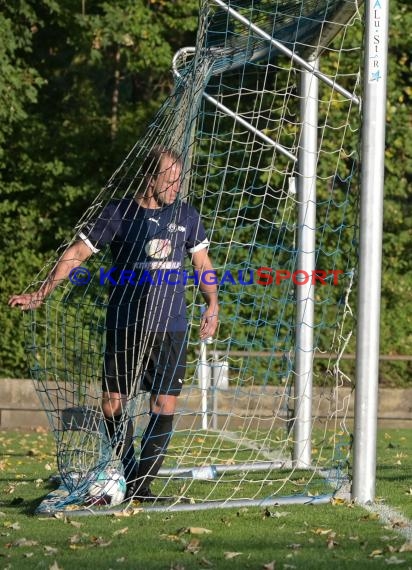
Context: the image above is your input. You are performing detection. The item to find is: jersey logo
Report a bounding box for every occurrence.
[167,223,185,233]
[145,238,172,260]
[148,217,160,225]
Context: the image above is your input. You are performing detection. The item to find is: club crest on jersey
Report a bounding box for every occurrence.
[167,223,185,233]
[145,238,172,260]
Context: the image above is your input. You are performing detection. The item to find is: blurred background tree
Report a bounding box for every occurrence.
[0,0,410,383]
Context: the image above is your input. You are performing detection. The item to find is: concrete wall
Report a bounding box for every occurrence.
[1,378,411,430]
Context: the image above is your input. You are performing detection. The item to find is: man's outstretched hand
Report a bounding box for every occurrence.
[200,309,219,340]
[8,292,44,311]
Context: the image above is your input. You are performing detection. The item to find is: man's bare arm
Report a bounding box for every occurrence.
[8,240,93,310]
[191,247,219,340]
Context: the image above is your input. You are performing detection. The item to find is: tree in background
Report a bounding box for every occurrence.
[0,0,410,383]
[0,0,199,376]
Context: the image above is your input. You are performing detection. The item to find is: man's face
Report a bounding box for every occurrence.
[151,156,182,206]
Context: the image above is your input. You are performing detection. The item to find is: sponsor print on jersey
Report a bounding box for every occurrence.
[145,238,172,260]
[167,223,186,233]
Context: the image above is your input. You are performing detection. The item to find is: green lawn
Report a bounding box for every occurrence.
[375,428,412,520]
[0,429,411,570]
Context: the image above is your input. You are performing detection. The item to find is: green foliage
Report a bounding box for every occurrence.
[0,0,198,377]
[0,1,45,153]
[0,1,410,384]
[379,1,412,381]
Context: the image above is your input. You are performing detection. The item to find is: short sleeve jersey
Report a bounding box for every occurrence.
[78,198,209,332]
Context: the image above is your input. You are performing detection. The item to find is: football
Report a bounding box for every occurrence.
[87,468,127,506]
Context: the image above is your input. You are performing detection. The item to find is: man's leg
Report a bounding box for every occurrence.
[102,326,141,483]
[125,331,186,500]
[130,393,177,497]
[102,392,138,481]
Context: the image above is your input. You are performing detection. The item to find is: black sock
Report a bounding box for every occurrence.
[105,414,138,481]
[136,413,174,491]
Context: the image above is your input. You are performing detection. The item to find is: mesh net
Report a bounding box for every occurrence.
[22,0,362,514]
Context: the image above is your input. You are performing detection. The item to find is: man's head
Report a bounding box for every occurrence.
[141,146,182,207]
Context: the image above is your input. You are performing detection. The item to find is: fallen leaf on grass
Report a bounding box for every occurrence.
[224,552,242,559]
[49,562,63,570]
[331,497,348,506]
[53,513,66,521]
[176,527,211,538]
[360,513,380,521]
[369,549,384,558]
[90,536,112,548]
[395,452,407,459]
[391,519,409,530]
[112,510,132,518]
[199,557,213,567]
[312,528,333,535]
[264,509,290,519]
[160,533,182,543]
[384,556,406,565]
[399,542,412,552]
[68,533,89,545]
[263,561,276,570]
[184,539,201,554]
[4,521,21,531]
[44,545,58,556]
[13,538,39,547]
[128,507,144,516]
[113,527,128,537]
[326,536,338,549]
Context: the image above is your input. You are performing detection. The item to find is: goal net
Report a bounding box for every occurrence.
[23,0,362,514]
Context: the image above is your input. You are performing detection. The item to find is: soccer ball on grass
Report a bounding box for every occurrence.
[86,468,126,506]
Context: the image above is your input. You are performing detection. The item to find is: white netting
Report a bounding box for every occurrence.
[22,0,362,514]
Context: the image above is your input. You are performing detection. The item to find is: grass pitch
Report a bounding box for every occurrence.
[0,429,411,569]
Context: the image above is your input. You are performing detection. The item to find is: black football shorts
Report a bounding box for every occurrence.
[102,327,187,396]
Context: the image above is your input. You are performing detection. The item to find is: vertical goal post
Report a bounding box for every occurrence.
[352,0,389,504]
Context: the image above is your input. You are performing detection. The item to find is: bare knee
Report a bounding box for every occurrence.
[102,392,126,418]
[150,394,177,415]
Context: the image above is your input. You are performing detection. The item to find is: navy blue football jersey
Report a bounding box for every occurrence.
[79,198,209,331]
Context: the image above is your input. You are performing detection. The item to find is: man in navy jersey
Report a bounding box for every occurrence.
[9,146,219,502]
